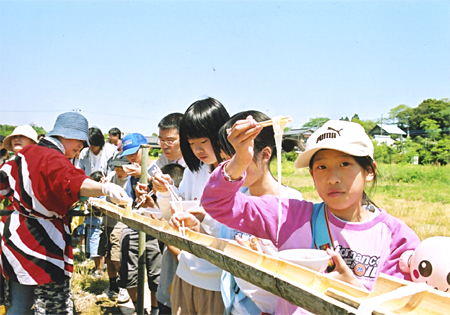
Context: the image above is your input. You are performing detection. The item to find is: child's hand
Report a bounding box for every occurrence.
[187,206,207,222]
[123,163,142,177]
[135,182,156,208]
[235,235,262,252]
[325,248,367,290]
[152,173,172,193]
[226,115,263,179]
[170,212,201,233]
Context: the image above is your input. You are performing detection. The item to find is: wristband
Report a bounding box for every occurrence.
[222,165,243,182]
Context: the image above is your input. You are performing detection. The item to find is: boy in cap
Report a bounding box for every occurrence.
[0,112,131,315]
[97,155,131,299]
[117,133,162,314]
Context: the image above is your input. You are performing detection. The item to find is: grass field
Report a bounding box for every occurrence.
[272,161,450,240]
[73,161,450,314]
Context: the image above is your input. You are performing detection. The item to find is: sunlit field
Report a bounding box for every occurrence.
[272,161,450,240]
[71,160,449,314]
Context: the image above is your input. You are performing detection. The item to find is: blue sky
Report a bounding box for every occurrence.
[1,0,449,136]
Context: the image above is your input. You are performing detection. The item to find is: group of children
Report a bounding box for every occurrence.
[0,96,421,315]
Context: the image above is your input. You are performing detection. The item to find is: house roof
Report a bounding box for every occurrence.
[145,136,161,149]
[283,127,314,137]
[369,124,406,136]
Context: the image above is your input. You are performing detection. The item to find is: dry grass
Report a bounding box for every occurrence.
[73,160,449,313]
[72,251,121,315]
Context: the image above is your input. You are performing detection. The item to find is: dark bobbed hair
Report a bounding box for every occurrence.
[89,127,105,149]
[90,170,104,182]
[161,164,185,188]
[180,97,230,172]
[108,127,122,139]
[158,113,183,132]
[309,152,378,207]
[219,110,299,165]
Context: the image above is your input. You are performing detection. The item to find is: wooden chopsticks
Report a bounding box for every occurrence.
[227,116,292,134]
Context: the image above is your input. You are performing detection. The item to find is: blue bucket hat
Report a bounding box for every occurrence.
[120,133,148,157]
[47,112,90,145]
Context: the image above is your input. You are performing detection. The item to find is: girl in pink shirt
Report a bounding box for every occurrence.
[199,118,420,315]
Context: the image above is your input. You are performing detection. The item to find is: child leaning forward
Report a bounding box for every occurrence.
[200,118,420,315]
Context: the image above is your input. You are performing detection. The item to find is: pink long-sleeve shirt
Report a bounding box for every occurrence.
[201,163,420,314]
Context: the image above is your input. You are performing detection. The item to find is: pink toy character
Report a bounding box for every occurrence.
[400,236,450,292]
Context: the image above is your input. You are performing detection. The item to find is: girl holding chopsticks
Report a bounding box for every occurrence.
[199,118,419,315]
[152,97,230,315]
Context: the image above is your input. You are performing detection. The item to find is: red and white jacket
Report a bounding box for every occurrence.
[0,139,88,285]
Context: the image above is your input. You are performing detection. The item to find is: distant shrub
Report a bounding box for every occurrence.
[149,148,161,158]
[284,151,298,162]
[377,163,450,185]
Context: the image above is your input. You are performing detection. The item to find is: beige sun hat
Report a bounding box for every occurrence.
[3,125,39,152]
[294,120,374,169]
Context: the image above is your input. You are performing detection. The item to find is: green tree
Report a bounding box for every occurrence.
[388,104,410,126]
[420,118,441,141]
[373,141,400,164]
[400,99,450,137]
[430,136,450,165]
[350,118,377,134]
[302,117,329,129]
[0,124,47,137]
[351,114,360,121]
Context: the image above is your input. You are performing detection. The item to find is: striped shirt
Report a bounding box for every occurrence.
[0,140,88,285]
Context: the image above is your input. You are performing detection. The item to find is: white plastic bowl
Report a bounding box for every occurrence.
[142,208,163,220]
[169,200,200,213]
[278,249,330,273]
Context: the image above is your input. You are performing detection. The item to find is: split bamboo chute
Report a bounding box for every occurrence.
[89,198,450,315]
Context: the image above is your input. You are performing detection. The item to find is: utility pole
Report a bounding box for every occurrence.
[380,115,383,135]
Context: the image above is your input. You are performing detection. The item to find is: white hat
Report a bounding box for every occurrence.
[294,120,374,169]
[3,125,38,152]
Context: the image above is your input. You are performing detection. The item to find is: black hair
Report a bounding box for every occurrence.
[108,127,122,139]
[309,152,378,207]
[219,110,299,165]
[0,135,5,143]
[180,97,230,172]
[158,113,183,132]
[89,127,105,149]
[160,164,185,188]
[90,170,104,182]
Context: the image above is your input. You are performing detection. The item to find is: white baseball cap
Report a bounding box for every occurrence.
[294,120,374,169]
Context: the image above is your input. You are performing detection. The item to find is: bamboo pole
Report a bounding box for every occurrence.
[90,198,450,315]
[136,144,149,315]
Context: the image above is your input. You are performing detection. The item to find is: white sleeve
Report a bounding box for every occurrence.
[201,212,222,237]
[156,190,174,221]
[77,148,88,171]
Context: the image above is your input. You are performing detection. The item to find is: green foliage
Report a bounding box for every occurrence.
[377,163,450,185]
[373,141,401,164]
[302,117,329,129]
[397,98,450,136]
[149,148,162,158]
[351,118,377,134]
[283,151,298,162]
[0,124,16,137]
[0,124,47,137]
[388,104,410,125]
